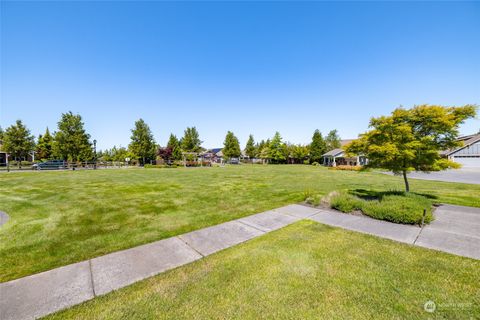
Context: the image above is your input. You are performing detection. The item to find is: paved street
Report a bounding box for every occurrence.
[383,168,480,184]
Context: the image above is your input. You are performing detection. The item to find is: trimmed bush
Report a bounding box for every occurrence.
[326,190,434,225]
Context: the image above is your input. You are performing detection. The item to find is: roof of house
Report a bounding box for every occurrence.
[443,133,480,156]
[209,148,222,154]
[322,148,344,157]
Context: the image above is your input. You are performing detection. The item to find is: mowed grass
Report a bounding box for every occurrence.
[47,221,480,320]
[1,165,479,282]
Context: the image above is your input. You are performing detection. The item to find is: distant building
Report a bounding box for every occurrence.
[321,139,367,166]
[203,148,223,163]
[442,133,480,168]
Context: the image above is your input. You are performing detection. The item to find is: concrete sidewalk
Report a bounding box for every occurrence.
[308,204,480,260]
[0,205,318,320]
[1,203,479,320]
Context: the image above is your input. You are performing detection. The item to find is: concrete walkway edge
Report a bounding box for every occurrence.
[1,203,479,320]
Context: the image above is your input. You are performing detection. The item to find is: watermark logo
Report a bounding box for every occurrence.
[424,300,436,313]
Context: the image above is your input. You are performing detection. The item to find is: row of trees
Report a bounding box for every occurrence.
[0,112,92,162]
[0,111,342,165]
[155,128,342,164]
[101,121,204,164]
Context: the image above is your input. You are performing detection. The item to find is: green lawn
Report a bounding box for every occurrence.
[1,165,479,282]
[46,221,480,319]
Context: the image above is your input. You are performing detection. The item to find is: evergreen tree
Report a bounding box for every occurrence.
[222,131,241,160]
[3,120,35,161]
[310,129,327,163]
[167,134,182,160]
[36,127,53,160]
[53,112,92,161]
[325,129,341,151]
[181,127,202,152]
[128,119,156,165]
[245,134,256,159]
[268,132,287,163]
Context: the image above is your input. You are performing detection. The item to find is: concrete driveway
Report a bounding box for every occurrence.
[384,168,480,185]
[416,204,480,259]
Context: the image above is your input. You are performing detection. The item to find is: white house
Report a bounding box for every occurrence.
[321,139,368,166]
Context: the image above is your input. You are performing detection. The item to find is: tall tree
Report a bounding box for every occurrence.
[128,119,156,165]
[0,126,4,143]
[53,112,92,161]
[290,144,310,164]
[3,120,35,161]
[268,132,287,163]
[181,127,202,152]
[346,104,477,192]
[244,134,256,159]
[325,129,341,151]
[36,127,53,160]
[309,129,326,163]
[167,134,182,160]
[223,131,241,160]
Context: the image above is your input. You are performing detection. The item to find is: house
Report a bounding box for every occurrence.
[203,148,223,163]
[442,133,480,168]
[322,139,368,167]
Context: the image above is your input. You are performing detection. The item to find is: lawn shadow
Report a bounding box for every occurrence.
[350,189,438,201]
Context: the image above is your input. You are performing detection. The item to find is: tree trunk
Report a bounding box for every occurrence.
[402,170,410,193]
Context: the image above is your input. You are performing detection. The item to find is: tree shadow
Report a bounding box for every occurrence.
[350,189,438,201]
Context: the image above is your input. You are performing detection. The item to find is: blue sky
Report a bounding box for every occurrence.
[1,1,479,150]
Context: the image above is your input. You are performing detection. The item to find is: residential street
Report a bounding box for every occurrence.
[383,168,480,185]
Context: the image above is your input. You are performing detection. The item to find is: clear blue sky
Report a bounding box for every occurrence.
[1,1,479,150]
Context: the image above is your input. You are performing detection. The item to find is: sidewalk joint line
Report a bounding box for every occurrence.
[235,220,268,233]
[177,236,205,258]
[88,260,97,297]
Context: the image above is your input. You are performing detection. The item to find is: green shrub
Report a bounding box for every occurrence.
[328,165,362,171]
[144,164,179,169]
[311,161,320,166]
[330,192,362,212]
[328,190,433,225]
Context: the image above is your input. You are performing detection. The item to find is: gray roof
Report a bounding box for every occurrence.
[443,133,480,156]
[322,148,344,157]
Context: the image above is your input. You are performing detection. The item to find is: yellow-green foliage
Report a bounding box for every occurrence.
[345,104,477,190]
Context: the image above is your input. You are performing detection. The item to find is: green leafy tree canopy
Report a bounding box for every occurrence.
[245,134,257,159]
[325,129,341,151]
[310,129,326,163]
[53,112,92,161]
[36,127,54,160]
[3,120,35,160]
[128,119,156,165]
[167,134,182,160]
[345,104,477,192]
[269,132,287,163]
[181,127,202,153]
[223,131,241,159]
